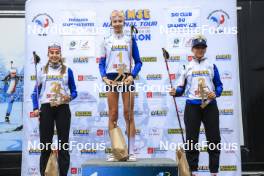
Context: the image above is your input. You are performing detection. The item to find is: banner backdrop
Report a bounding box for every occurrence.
[22,0,241,175]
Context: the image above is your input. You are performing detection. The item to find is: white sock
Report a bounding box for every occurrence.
[129,137,135,154]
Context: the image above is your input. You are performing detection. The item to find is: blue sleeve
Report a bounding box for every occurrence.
[131,38,142,78]
[213,64,223,97]
[99,56,107,78]
[31,83,42,110]
[175,79,187,97]
[68,68,78,100]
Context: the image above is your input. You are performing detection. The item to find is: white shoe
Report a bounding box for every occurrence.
[106,153,118,162]
[128,153,137,162]
[191,171,198,176]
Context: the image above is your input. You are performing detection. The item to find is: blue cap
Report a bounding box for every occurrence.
[192,35,207,48]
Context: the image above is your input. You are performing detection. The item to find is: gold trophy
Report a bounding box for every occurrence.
[50,82,66,107]
[113,64,127,85]
[198,78,211,109]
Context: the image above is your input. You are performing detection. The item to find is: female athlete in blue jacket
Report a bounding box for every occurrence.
[99,10,142,162]
[170,35,223,176]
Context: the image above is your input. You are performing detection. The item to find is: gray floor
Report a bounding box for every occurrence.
[82,158,177,167]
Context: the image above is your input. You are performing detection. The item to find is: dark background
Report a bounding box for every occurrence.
[0,0,264,175]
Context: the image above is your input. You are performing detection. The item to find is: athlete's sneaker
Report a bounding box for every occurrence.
[5,115,10,123]
[106,153,118,162]
[128,153,137,162]
[211,173,218,176]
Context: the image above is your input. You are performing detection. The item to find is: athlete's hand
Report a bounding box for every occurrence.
[62,95,71,103]
[124,75,133,85]
[208,92,216,99]
[169,88,176,96]
[103,77,116,85]
[33,109,40,117]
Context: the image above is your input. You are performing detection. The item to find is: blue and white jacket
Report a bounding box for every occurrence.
[99,33,142,78]
[31,64,77,110]
[175,57,223,105]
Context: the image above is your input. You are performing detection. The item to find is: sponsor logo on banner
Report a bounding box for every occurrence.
[27,167,38,175]
[136,129,141,135]
[200,147,208,153]
[71,167,82,174]
[134,92,139,97]
[134,110,144,116]
[167,128,184,134]
[216,54,231,61]
[147,147,155,154]
[220,165,237,171]
[99,111,108,117]
[219,109,234,115]
[184,37,193,47]
[62,17,95,27]
[147,147,167,154]
[78,75,97,81]
[105,147,112,154]
[32,13,54,36]
[224,149,236,154]
[167,56,181,62]
[103,9,158,42]
[73,129,90,136]
[99,92,107,98]
[170,37,193,48]
[80,40,90,50]
[146,74,162,80]
[69,40,78,50]
[221,71,232,80]
[220,128,234,134]
[75,111,92,117]
[207,10,231,33]
[167,74,175,80]
[96,129,106,137]
[146,92,167,98]
[80,149,97,154]
[168,10,199,29]
[172,38,180,48]
[73,57,89,63]
[69,40,91,51]
[148,128,162,136]
[28,148,41,155]
[221,90,233,96]
[96,57,101,63]
[150,109,168,116]
[198,166,209,171]
[77,92,96,102]
[187,56,193,62]
[141,57,157,62]
[30,127,39,137]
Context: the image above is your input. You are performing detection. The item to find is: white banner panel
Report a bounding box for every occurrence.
[22,0,241,175]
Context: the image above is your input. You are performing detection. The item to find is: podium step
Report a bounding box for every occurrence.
[82,158,178,176]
